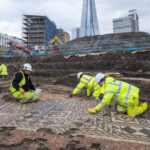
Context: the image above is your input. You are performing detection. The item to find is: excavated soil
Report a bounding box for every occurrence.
[0,49,150,149]
[1,49,150,100]
[69,32,150,43]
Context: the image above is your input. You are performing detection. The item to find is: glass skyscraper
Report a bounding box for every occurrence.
[80,0,100,37]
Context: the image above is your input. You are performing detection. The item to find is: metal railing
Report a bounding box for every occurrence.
[0,36,150,57]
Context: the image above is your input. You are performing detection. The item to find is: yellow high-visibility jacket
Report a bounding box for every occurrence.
[95,80,139,111]
[72,75,94,96]
[0,64,8,75]
[10,71,26,93]
[87,78,101,99]
[91,76,115,100]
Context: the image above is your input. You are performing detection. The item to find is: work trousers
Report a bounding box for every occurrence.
[116,98,147,118]
[12,91,37,103]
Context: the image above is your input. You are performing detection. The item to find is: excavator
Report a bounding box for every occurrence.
[0,45,4,49]
[9,41,31,54]
[49,36,63,51]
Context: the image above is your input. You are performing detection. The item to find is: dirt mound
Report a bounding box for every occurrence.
[69,32,150,44]
[1,48,150,100]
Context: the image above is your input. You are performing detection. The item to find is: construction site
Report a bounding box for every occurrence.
[0,0,150,149]
[0,31,150,150]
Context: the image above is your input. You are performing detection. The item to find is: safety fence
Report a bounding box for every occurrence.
[0,36,150,57]
[1,46,150,58]
[59,36,150,51]
[58,46,150,55]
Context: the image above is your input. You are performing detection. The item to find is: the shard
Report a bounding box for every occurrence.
[80,0,99,37]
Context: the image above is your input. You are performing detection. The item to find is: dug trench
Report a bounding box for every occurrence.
[1,50,150,119]
[1,49,150,101]
[0,50,150,149]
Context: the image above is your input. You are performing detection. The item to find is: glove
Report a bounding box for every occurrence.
[19,88,25,94]
[99,94,104,100]
[69,93,73,97]
[88,108,97,113]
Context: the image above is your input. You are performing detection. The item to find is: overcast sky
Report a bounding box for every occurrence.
[0,0,150,38]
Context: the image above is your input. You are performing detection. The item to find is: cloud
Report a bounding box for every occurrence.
[0,21,21,37]
[97,0,150,34]
[0,0,149,38]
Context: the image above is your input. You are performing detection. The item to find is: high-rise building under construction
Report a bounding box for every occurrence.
[22,15,56,47]
[80,0,99,37]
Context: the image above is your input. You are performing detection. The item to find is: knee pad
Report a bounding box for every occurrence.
[117,105,126,113]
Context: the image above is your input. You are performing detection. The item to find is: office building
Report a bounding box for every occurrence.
[113,10,139,33]
[72,28,80,40]
[22,14,57,47]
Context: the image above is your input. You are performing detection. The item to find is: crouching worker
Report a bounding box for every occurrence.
[70,72,95,97]
[10,63,38,103]
[88,73,148,118]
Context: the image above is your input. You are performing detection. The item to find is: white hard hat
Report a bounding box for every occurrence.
[77,72,84,79]
[95,73,105,83]
[22,63,32,71]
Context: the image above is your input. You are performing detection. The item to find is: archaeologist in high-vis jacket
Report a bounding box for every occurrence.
[91,73,115,100]
[10,63,38,103]
[88,73,148,118]
[70,72,114,100]
[70,72,96,97]
[0,62,8,80]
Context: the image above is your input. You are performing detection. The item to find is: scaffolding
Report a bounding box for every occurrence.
[22,14,56,47]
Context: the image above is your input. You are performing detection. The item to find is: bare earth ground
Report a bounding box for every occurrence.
[0,50,150,149]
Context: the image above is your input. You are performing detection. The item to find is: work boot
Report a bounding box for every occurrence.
[141,103,148,112]
[30,99,38,102]
[19,99,38,104]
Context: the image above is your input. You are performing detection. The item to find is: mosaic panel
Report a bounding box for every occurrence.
[0,99,149,144]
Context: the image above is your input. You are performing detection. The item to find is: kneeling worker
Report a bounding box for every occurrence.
[10,63,38,103]
[88,73,148,118]
[70,72,95,97]
[71,72,113,100]
[91,73,115,100]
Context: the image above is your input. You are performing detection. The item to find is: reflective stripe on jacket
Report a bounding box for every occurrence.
[0,64,8,75]
[88,78,101,99]
[10,71,26,93]
[95,80,139,111]
[72,75,93,95]
[101,77,115,94]
[92,76,115,100]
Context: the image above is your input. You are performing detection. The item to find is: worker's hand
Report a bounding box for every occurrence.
[99,94,104,100]
[69,93,73,97]
[19,88,25,94]
[88,108,97,113]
